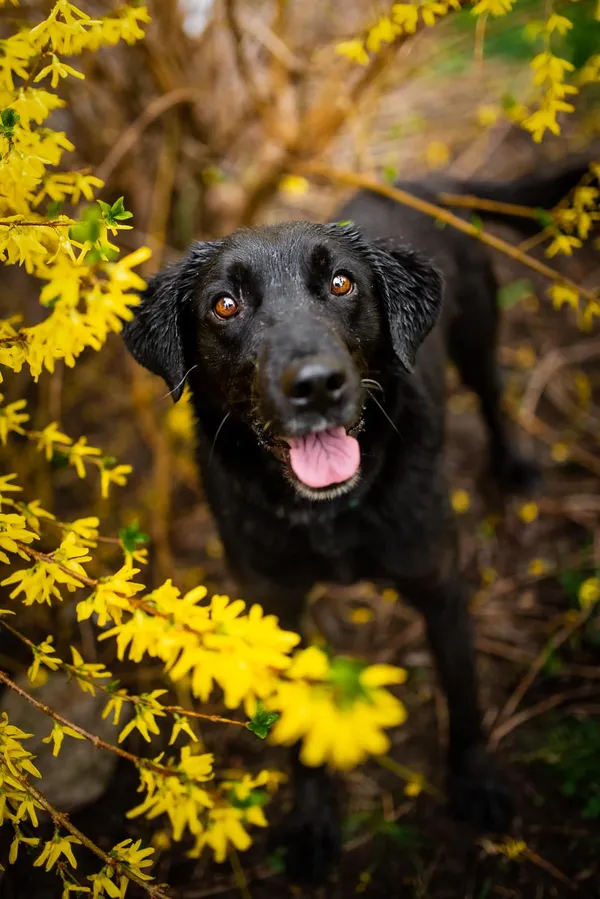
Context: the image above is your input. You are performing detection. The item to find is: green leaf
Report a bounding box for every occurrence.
[85,244,119,265]
[377,821,422,849]
[383,165,397,184]
[228,788,268,810]
[336,220,354,227]
[246,701,279,739]
[46,199,63,218]
[119,520,150,554]
[69,204,102,245]
[534,208,555,229]
[265,849,286,874]
[470,213,484,234]
[0,107,20,140]
[328,656,370,706]
[559,568,589,606]
[0,107,19,129]
[542,649,563,676]
[498,278,534,309]
[501,93,518,111]
[97,196,133,226]
[49,448,70,470]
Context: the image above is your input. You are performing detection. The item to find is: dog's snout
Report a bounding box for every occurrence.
[282,357,348,412]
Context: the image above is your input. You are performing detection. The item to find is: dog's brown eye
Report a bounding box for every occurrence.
[214,296,240,320]
[330,273,353,296]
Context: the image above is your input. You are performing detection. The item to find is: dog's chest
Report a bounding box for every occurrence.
[251,496,439,586]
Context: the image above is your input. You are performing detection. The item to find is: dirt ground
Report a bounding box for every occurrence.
[1,14,600,897]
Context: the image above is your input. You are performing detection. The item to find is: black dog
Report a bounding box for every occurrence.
[123,162,588,882]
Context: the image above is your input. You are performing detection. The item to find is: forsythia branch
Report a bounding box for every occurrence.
[0,761,171,899]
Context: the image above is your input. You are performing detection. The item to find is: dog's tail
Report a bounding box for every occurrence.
[444,157,595,232]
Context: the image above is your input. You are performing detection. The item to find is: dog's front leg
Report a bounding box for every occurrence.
[272,745,342,884]
[397,571,513,833]
[232,573,343,882]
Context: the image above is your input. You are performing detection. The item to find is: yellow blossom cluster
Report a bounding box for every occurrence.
[520,14,580,142]
[0,713,158,898]
[0,0,151,382]
[7,544,407,772]
[267,646,408,768]
[0,394,132,497]
[336,0,461,66]
[336,2,600,148]
[546,163,600,327]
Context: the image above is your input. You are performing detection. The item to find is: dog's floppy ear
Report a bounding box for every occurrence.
[366,237,444,371]
[122,241,218,401]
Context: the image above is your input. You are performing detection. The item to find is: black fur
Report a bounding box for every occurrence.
[122,163,588,883]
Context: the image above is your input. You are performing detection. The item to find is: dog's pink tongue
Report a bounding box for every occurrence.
[287,427,360,489]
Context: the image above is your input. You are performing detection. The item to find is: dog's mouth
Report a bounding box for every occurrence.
[265,421,363,499]
[284,427,360,490]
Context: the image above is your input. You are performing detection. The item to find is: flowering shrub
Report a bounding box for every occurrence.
[0,4,410,894]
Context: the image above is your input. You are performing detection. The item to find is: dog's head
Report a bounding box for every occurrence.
[123,222,443,500]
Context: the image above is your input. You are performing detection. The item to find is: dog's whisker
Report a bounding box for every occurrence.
[366,388,401,439]
[160,364,198,400]
[361,377,384,393]
[208,411,231,468]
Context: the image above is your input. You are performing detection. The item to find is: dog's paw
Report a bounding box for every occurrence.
[447,749,514,834]
[274,793,342,884]
[492,450,541,497]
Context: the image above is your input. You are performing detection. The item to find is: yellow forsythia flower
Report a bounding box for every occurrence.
[451,489,471,514]
[518,502,539,524]
[528,558,551,577]
[579,578,600,610]
[279,175,309,197]
[425,141,450,169]
[269,648,407,769]
[335,39,369,66]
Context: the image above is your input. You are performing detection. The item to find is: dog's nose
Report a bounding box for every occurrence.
[281,357,348,411]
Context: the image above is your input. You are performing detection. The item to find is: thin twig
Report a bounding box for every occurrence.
[223,0,269,116]
[438,192,542,220]
[376,755,444,800]
[1,619,246,729]
[490,685,600,748]
[95,88,207,183]
[0,669,183,779]
[496,604,597,725]
[0,219,74,227]
[520,339,600,425]
[238,11,304,74]
[512,406,600,479]
[0,761,171,899]
[8,543,246,732]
